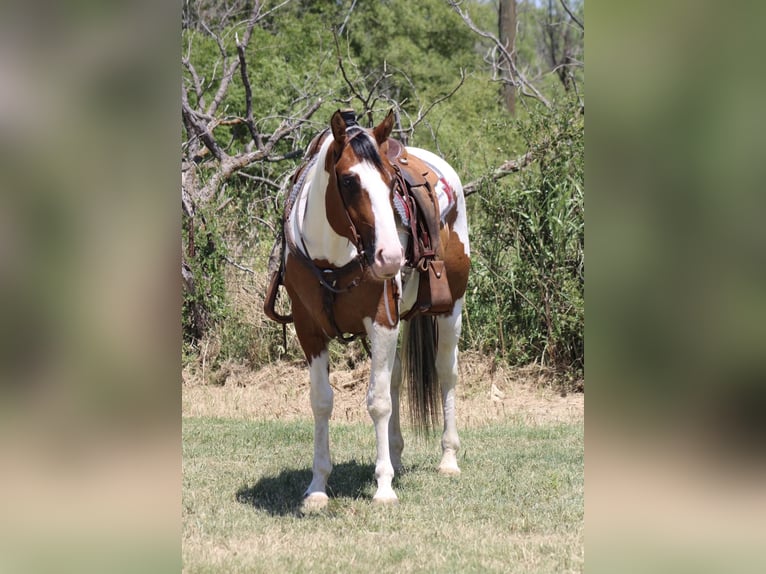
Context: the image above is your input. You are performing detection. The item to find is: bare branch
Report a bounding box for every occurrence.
[463,151,535,197]
[224,256,256,275]
[182,57,206,109]
[256,0,293,22]
[338,0,358,36]
[410,69,465,132]
[182,100,226,161]
[236,171,281,190]
[447,0,551,109]
[235,33,262,148]
[197,97,323,203]
[333,31,370,111]
[559,0,584,32]
[265,150,304,162]
[205,1,262,117]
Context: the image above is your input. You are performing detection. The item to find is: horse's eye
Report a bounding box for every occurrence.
[340,174,358,191]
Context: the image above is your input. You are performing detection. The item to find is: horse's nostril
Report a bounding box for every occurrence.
[376,247,401,267]
[373,247,402,279]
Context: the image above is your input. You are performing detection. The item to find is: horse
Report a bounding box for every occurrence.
[266,108,470,511]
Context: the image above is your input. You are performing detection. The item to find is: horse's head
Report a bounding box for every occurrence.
[325,109,403,280]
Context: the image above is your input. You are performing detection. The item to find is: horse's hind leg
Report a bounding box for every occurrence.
[435,298,464,475]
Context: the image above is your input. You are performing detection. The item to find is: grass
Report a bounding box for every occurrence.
[182,416,583,573]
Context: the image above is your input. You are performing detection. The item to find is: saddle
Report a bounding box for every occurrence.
[385,139,453,318]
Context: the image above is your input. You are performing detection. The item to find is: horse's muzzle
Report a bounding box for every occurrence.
[370,246,403,280]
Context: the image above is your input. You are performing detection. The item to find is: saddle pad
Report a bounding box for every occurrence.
[393,163,455,227]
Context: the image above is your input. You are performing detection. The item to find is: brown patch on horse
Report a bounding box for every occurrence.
[285,251,395,341]
[442,230,471,305]
[286,284,329,360]
[373,279,400,329]
[443,201,458,228]
[322,143,355,242]
[332,275,398,333]
[323,129,393,255]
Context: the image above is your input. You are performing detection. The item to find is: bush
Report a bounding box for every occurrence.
[467,98,584,378]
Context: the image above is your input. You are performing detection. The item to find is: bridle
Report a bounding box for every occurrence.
[328,127,396,276]
[281,126,398,342]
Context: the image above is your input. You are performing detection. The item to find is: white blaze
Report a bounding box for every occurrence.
[350,161,403,278]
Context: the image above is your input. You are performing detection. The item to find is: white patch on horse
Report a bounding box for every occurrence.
[399,267,420,315]
[435,298,463,475]
[294,136,358,267]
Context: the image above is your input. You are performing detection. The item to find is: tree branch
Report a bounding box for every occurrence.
[182,57,206,109]
[235,33,262,148]
[197,97,323,203]
[236,171,281,189]
[205,1,262,117]
[338,0,358,36]
[463,151,535,197]
[182,100,226,162]
[559,0,584,32]
[410,68,465,132]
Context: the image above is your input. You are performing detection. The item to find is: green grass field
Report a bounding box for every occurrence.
[183,416,583,573]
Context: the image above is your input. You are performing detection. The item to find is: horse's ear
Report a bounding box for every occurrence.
[330,110,347,145]
[373,109,395,145]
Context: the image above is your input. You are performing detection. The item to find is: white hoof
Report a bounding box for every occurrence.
[300,492,329,514]
[437,464,461,476]
[372,489,399,505]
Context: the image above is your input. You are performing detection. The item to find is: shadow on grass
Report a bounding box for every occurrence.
[236,460,377,516]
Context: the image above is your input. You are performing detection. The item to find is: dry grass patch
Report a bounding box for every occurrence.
[183,351,583,427]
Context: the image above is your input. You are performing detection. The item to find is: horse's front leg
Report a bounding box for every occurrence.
[302,346,334,512]
[364,317,400,504]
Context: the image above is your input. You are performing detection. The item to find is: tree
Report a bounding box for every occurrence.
[181,0,325,342]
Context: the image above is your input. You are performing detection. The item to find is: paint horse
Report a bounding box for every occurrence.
[265,109,470,510]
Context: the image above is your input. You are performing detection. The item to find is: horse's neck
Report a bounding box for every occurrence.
[295,138,357,266]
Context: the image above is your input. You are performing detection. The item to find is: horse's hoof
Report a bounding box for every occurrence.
[300,493,329,514]
[437,465,461,476]
[372,492,399,505]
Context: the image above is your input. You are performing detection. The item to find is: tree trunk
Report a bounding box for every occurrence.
[499,0,517,115]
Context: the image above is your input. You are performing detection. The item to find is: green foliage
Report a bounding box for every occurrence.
[182,207,229,344]
[468,97,584,376]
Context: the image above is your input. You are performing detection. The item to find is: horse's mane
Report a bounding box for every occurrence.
[345,127,385,172]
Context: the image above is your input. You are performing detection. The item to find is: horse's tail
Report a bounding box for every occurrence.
[402,315,440,435]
